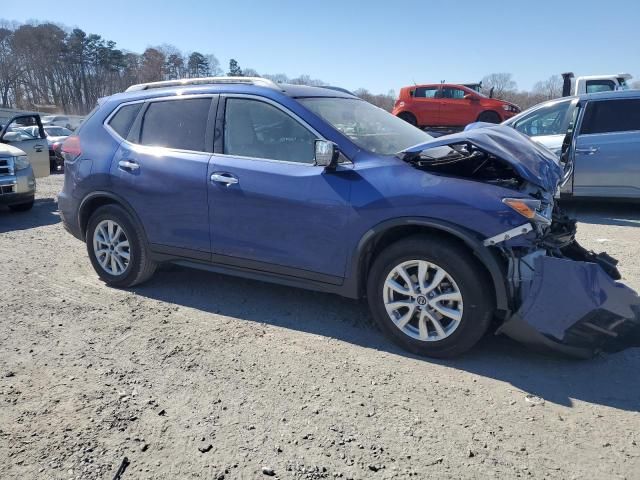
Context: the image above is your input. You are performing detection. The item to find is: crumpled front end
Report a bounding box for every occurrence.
[399,125,640,357]
[495,210,640,358]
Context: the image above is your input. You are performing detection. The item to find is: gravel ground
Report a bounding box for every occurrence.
[1,174,639,480]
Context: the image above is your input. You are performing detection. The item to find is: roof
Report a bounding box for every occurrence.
[108,80,357,105]
[578,89,640,101]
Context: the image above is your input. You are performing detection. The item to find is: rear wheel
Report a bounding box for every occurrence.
[366,235,494,358]
[86,205,156,287]
[398,112,418,127]
[477,111,501,123]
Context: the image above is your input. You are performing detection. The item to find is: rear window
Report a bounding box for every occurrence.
[580,99,640,134]
[108,103,142,138]
[139,98,211,151]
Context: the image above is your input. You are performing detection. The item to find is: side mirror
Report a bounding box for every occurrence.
[314,140,339,168]
[464,94,477,101]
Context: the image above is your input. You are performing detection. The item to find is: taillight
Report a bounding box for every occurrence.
[61,135,81,161]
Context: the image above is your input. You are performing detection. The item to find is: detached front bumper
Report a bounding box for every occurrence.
[498,254,640,358]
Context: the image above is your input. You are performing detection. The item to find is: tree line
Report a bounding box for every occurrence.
[2,19,633,116]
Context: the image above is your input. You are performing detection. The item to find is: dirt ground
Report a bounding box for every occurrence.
[1,174,639,480]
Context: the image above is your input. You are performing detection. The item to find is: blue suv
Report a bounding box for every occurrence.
[58,77,640,358]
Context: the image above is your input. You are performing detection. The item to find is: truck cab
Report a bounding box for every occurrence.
[562,72,632,96]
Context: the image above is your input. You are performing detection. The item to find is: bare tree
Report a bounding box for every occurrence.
[481,73,517,99]
[533,75,563,100]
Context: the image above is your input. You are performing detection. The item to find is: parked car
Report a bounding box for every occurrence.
[497,90,640,199]
[58,77,640,359]
[392,83,520,128]
[21,125,72,172]
[0,143,36,211]
[41,115,83,131]
[0,114,50,178]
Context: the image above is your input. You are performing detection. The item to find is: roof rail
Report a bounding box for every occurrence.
[125,76,282,92]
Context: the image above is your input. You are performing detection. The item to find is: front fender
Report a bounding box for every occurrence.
[343,216,510,313]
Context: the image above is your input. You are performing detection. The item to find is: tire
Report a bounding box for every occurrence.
[366,235,494,358]
[398,112,418,127]
[477,111,501,123]
[86,204,156,287]
[8,200,34,212]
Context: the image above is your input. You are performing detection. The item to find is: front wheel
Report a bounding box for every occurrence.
[86,205,156,287]
[366,235,494,358]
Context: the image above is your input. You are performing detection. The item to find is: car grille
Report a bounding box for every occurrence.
[0,157,14,176]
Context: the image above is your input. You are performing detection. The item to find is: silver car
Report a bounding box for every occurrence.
[503,90,640,199]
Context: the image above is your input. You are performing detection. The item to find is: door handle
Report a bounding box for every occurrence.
[118,159,140,171]
[211,172,238,186]
[34,144,44,152]
[575,146,599,155]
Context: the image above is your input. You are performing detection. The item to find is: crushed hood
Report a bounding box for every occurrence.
[401,125,564,192]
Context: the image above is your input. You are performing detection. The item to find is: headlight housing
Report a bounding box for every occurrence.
[503,198,551,225]
[502,104,520,113]
[14,155,30,171]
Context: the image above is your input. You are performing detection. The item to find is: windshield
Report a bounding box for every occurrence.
[298,97,433,155]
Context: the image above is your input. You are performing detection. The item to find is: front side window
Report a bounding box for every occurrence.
[441,87,466,99]
[513,100,573,136]
[580,99,640,134]
[139,98,211,151]
[413,87,439,99]
[300,97,434,155]
[224,98,316,163]
[586,80,616,94]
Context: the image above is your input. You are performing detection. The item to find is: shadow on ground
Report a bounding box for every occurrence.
[562,199,640,228]
[134,265,640,413]
[0,196,60,233]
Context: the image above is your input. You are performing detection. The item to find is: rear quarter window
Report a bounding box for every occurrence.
[580,99,640,134]
[108,103,143,139]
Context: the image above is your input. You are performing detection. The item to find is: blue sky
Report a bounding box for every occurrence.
[2,0,638,93]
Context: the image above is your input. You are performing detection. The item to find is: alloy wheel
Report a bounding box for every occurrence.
[382,260,463,341]
[92,219,131,276]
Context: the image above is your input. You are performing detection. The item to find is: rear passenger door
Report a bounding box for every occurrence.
[108,95,217,256]
[439,87,472,126]
[572,98,640,198]
[412,86,441,126]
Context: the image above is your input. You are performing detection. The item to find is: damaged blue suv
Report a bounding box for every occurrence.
[58,77,640,358]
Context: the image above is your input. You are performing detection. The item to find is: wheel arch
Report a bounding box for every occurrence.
[78,191,146,242]
[396,111,418,124]
[347,218,511,314]
[477,109,502,122]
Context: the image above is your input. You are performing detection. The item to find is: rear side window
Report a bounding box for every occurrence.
[580,99,640,134]
[108,103,142,138]
[413,87,439,98]
[585,80,615,94]
[139,98,211,151]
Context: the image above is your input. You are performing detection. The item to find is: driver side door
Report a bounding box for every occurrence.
[0,115,49,178]
[207,95,352,281]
